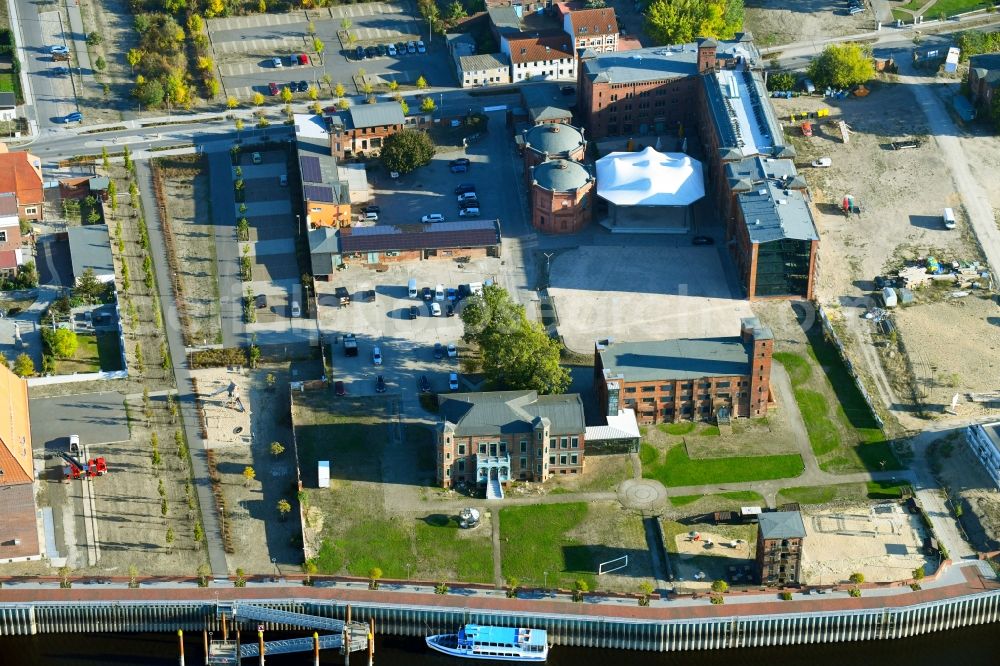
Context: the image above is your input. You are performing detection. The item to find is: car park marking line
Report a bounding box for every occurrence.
[207,10,310,32]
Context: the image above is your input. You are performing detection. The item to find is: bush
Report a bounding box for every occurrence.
[807,43,875,89]
[779,591,793,601]
[189,347,249,368]
[767,71,797,92]
[379,129,435,175]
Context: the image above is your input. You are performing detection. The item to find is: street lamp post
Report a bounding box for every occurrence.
[271,557,280,581]
[543,571,548,596]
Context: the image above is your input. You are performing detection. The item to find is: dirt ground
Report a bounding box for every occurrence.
[565,502,656,593]
[644,416,800,458]
[745,0,875,48]
[799,503,933,584]
[192,367,252,448]
[932,432,1000,552]
[663,520,758,590]
[157,156,222,346]
[770,80,999,421]
[76,0,138,124]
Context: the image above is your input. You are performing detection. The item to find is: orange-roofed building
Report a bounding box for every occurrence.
[0,144,44,222]
[0,363,41,561]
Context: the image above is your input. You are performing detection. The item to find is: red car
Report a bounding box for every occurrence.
[268,81,279,96]
[298,53,309,65]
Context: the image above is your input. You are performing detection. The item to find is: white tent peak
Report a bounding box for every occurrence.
[595,146,705,207]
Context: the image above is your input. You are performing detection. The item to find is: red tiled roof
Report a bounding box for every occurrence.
[507,34,574,64]
[0,193,17,217]
[0,151,43,207]
[0,250,18,270]
[0,365,32,486]
[568,8,619,37]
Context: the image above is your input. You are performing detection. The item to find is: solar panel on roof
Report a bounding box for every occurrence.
[302,185,335,203]
[300,156,323,183]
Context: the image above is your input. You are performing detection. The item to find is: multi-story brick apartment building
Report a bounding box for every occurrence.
[327,103,405,159]
[722,156,805,234]
[502,33,577,83]
[732,180,818,300]
[519,123,587,183]
[436,391,586,494]
[594,317,773,425]
[530,159,595,234]
[562,7,619,55]
[755,511,806,586]
[0,193,25,276]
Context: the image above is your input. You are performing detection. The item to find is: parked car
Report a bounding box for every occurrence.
[363,289,376,303]
[434,284,445,301]
[364,204,380,215]
[447,303,455,317]
[377,44,388,57]
[365,46,377,59]
[450,158,471,167]
[422,286,433,301]
[848,5,865,14]
[459,207,480,217]
[416,40,426,53]
[409,305,418,320]
[298,53,310,65]
[355,46,365,60]
[449,163,468,173]
[418,375,431,393]
[560,85,574,96]
[447,343,457,358]
[457,284,471,300]
[457,191,478,203]
[692,236,714,245]
[811,157,832,168]
[271,57,283,68]
[372,346,382,365]
[334,381,346,397]
[434,342,444,359]
[279,174,288,186]
[421,213,445,223]
[252,152,262,164]
[407,41,417,54]
[62,111,83,123]
[362,210,379,221]
[268,81,280,96]
[396,42,408,56]
[387,44,398,57]
[375,375,386,393]
[255,293,268,309]
[431,302,442,317]
[454,183,476,195]
[449,372,459,391]
[49,44,69,55]
[296,80,309,92]
[446,288,457,302]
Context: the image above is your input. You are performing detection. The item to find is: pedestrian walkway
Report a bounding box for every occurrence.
[136,160,230,577]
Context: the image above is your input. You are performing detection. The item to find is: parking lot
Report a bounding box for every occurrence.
[29,392,130,451]
[549,245,754,352]
[317,256,497,401]
[208,2,454,101]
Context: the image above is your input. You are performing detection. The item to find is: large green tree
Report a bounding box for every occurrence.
[44,328,79,359]
[379,129,435,175]
[645,0,743,46]
[461,285,570,394]
[807,43,875,89]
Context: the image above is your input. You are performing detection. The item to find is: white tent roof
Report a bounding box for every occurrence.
[595,146,705,207]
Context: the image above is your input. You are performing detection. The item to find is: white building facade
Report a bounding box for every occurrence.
[966,422,1000,490]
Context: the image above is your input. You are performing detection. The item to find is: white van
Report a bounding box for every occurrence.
[943,207,956,230]
[434,284,445,301]
[468,282,483,296]
[290,300,301,317]
[408,278,418,298]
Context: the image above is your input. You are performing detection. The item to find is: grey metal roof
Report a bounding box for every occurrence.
[598,337,753,381]
[67,224,114,279]
[0,92,15,108]
[702,69,792,161]
[439,391,585,437]
[726,156,805,192]
[520,83,573,123]
[758,511,806,539]
[339,219,501,253]
[523,123,585,158]
[970,53,1000,84]
[532,159,592,192]
[737,180,818,244]
[487,6,522,34]
[346,102,405,130]
[459,53,508,73]
[582,39,757,84]
[308,227,340,254]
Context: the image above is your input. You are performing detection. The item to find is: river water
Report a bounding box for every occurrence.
[1,623,998,665]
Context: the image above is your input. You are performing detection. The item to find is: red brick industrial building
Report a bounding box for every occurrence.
[436,391,587,491]
[755,511,806,586]
[594,317,773,425]
[529,159,595,234]
[519,123,587,183]
[327,103,405,159]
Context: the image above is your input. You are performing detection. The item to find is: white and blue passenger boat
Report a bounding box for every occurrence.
[426,623,549,661]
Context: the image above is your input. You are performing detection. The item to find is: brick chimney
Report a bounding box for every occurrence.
[740,317,773,417]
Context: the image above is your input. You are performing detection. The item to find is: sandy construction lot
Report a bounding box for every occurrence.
[549,246,753,352]
[800,503,932,584]
[746,0,875,48]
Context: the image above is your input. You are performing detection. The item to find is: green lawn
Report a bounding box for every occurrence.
[928,0,990,16]
[500,503,595,590]
[53,334,101,375]
[669,490,765,508]
[0,73,14,93]
[643,442,803,487]
[867,479,912,499]
[777,483,859,505]
[659,421,696,436]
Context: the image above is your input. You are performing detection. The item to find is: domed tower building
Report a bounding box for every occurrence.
[520,123,587,185]
[530,159,595,234]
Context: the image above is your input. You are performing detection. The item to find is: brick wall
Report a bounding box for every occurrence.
[580,68,701,140]
[530,181,594,234]
[437,429,585,487]
[330,123,404,159]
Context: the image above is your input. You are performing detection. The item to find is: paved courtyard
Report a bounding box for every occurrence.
[29,392,130,451]
[548,245,754,352]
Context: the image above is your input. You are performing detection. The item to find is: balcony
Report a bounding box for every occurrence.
[476,453,511,485]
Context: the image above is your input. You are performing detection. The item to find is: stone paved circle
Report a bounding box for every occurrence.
[617,478,668,511]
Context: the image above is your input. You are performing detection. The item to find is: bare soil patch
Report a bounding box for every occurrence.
[745,0,874,48]
[931,433,1000,551]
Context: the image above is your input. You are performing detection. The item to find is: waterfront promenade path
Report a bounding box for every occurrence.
[0,561,995,621]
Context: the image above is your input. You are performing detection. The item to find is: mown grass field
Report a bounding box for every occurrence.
[642,442,803,487]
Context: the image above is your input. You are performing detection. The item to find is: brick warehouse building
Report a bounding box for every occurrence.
[755,511,806,586]
[326,103,405,159]
[594,317,773,425]
[436,391,587,491]
[518,123,587,184]
[529,159,595,234]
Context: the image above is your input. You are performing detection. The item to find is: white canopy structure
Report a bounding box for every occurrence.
[595,147,705,207]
